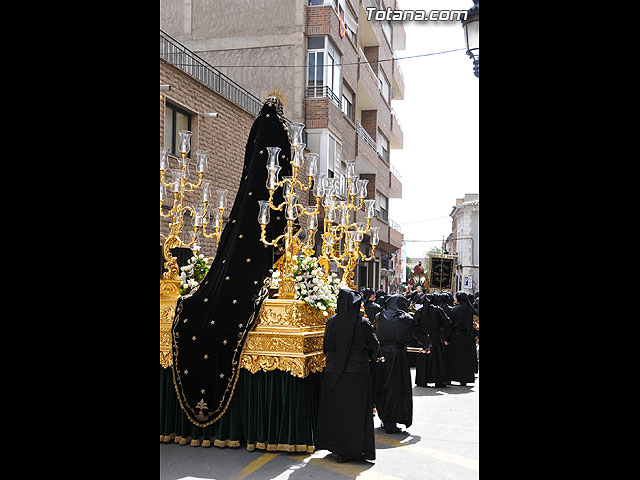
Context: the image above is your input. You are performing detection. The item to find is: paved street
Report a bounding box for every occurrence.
[160,368,479,480]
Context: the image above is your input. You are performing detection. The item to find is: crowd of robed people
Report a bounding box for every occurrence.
[315,286,479,463]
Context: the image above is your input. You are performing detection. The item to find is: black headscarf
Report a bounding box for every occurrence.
[375,289,386,306]
[327,288,363,388]
[171,97,292,427]
[380,294,411,320]
[361,288,376,303]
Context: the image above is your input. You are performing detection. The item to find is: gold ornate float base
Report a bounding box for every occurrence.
[160,279,181,368]
[240,298,331,378]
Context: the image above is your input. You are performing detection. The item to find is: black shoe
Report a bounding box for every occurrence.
[336,455,363,463]
[384,422,401,434]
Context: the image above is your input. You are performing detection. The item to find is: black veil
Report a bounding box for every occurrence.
[171,97,292,427]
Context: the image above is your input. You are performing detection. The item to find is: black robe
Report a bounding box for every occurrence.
[316,289,379,461]
[362,290,383,405]
[415,295,451,387]
[373,295,423,428]
[171,97,293,427]
[444,292,477,384]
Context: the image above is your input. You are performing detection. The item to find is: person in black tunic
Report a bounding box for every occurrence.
[415,293,452,388]
[316,288,380,463]
[361,287,383,408]
[362,288,382,327]
[374,294,426,434]
[444,291,477,386]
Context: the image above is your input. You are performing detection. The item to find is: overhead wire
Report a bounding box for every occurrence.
[159,47,467,69]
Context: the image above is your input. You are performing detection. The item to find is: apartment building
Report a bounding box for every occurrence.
[448,194,479,294]
[160,0,405,290]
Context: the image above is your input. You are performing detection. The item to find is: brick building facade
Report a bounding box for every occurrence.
[160,31,260,265]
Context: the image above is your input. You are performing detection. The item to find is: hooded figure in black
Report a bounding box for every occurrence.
[316,289,380,463]
[444,291,477,386]
[361,287,383,404]
[171,97,293,427]
[362,288,382,328]
[373,294,425,433]
[415,293,452,388]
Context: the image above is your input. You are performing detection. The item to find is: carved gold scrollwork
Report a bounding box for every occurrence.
[240,297,331,378]
[160,279,181,368]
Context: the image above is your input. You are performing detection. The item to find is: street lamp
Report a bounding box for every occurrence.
[462,0,479,78]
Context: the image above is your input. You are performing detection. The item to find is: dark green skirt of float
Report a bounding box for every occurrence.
[160,365,322,451]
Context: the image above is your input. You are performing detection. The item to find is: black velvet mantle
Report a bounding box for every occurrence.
[172,97,293,427]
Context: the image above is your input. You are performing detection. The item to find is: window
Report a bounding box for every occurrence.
[164,102,192,158]
[341,84,354,121]
[327,133,343,180]
[376,191,388,221]
[378,70,390,103]
[377,130,389,163]
[307,36,341,106]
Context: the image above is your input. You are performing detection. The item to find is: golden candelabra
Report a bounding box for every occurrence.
[258,122,321,299]
[160,130,227,280]
[159,129,227,368]
[316,160,379,289]
[257,122,379,291]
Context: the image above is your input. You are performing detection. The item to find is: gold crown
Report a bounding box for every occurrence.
[266,88,287,107]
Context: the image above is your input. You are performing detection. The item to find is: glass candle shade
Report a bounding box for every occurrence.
[292,143,306,168]
[345,230,357,253]
[160,148,169,170]
[202,180,211,203]
[172,171,182,193]
[196,152,208,173]
[363,199,375,219]
[325,200,336,222]
[307,152,319,177]
[338,203,349,227]
[357,179,369,199]
[258,200,271,225]
[288,122,305,146]
[370,226,380,246]
[286,197,298,220]
[217,189,227,210]
[178,130,192,155]
[308,212,318,231]
[193,206,203,227]
[266,146,281,167]
[160,182,167,202]
[348,175,360,197]
[266,164,281,190]
[282,176,294,198]
[345,161,356,178]
[212,209,221,229]
[313,173,326,198]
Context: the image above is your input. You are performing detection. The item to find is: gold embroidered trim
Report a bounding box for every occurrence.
[171,277,271,428]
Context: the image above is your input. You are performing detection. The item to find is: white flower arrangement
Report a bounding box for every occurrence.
[179,245,212,296]
[290,255,345,314]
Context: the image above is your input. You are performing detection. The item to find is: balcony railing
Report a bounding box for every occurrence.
[356,120,377,151]
[390,162,402,181]
[389,218,402,233]
[306,85,341,109]
[160,30,262,116]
